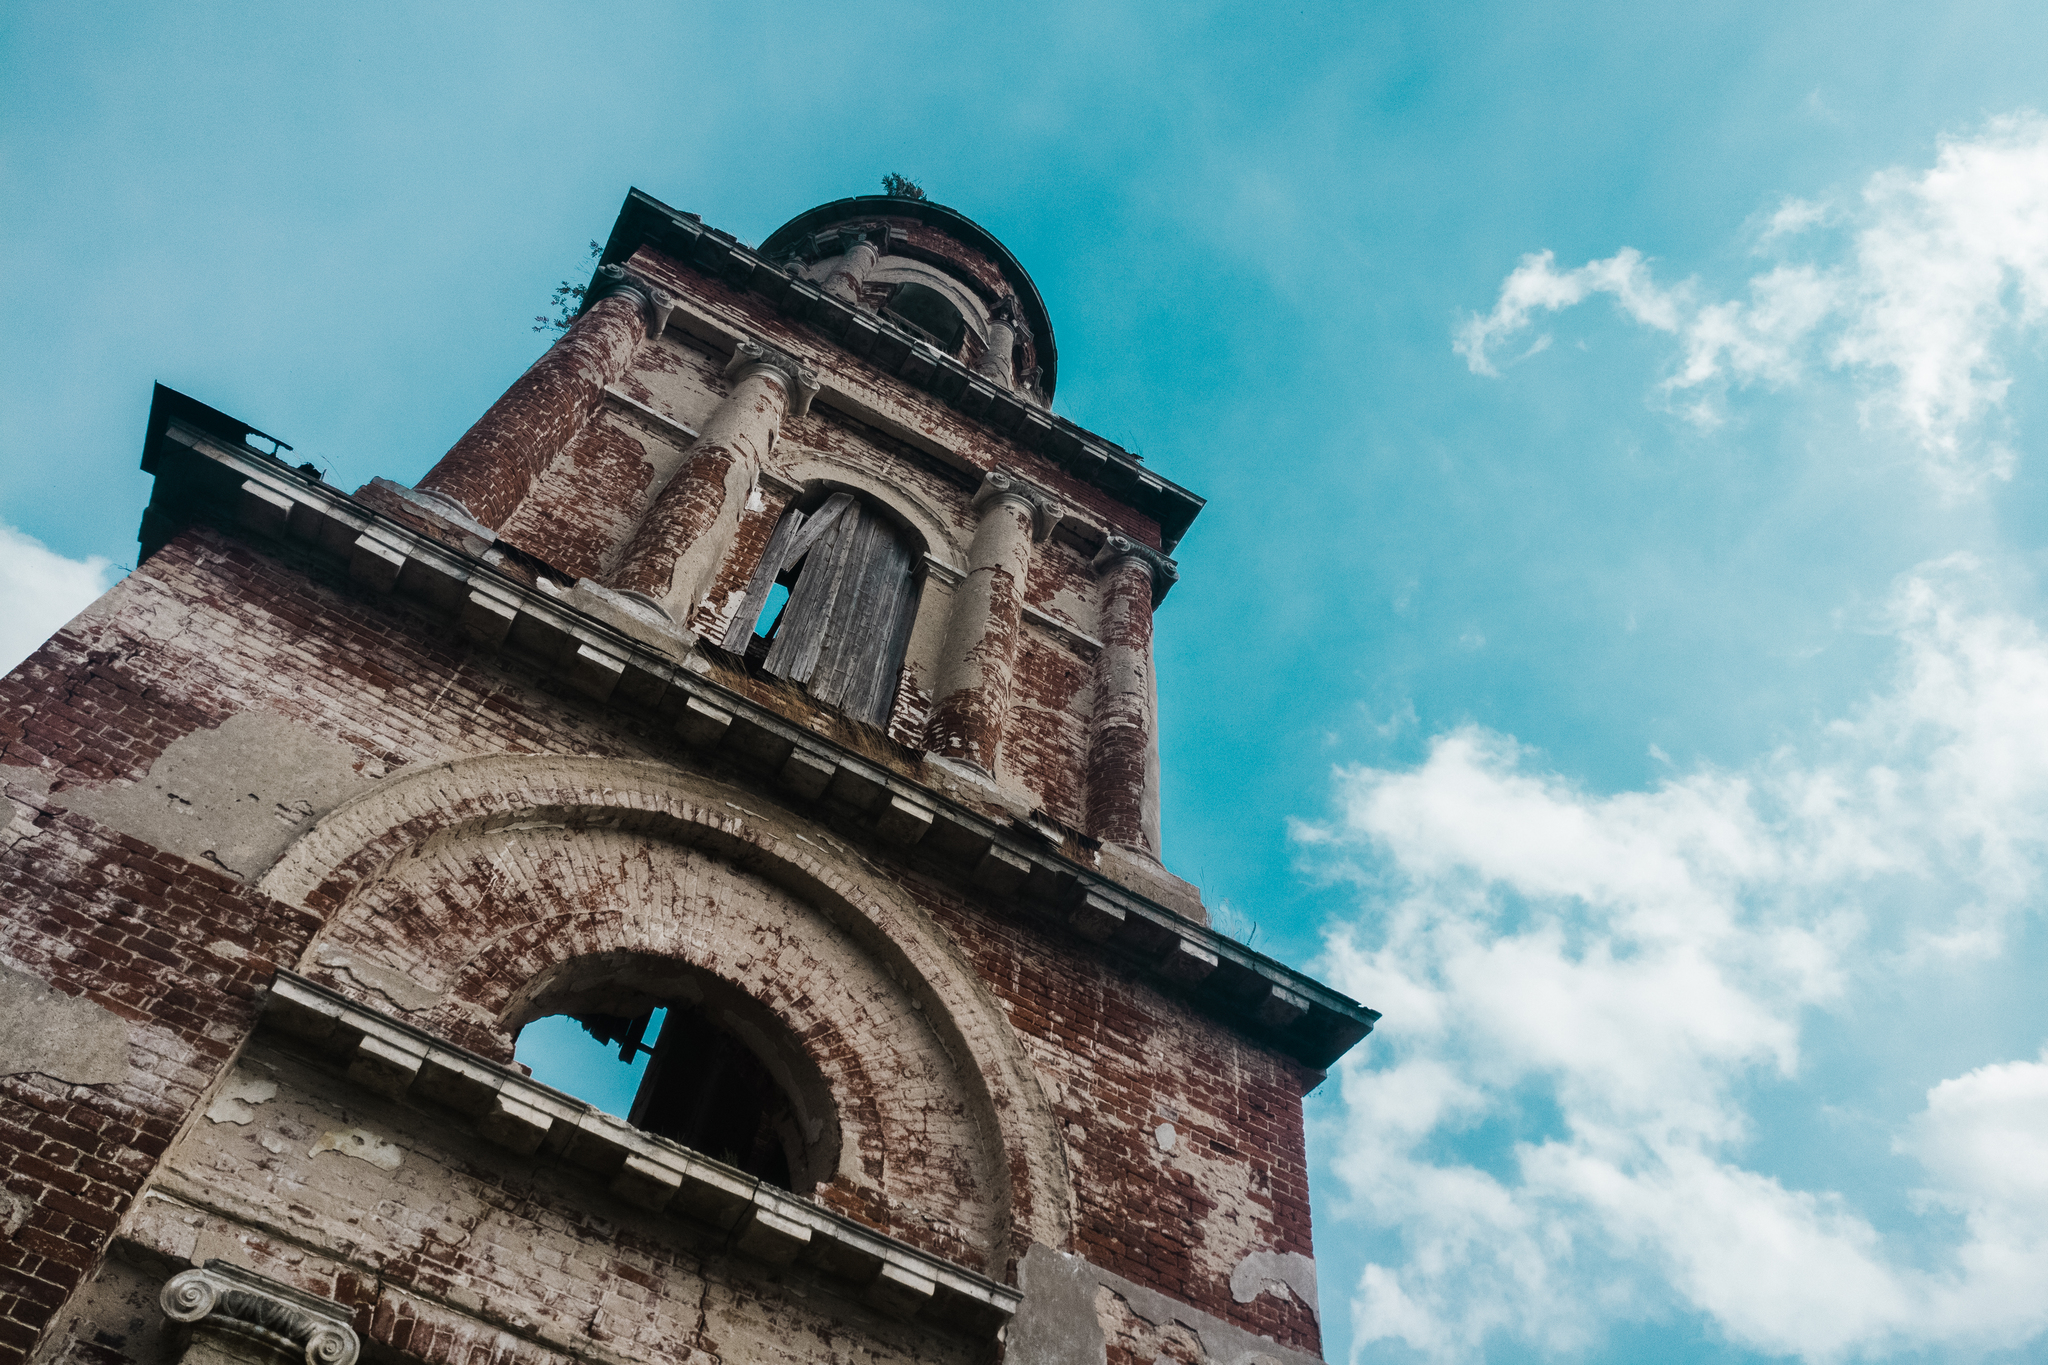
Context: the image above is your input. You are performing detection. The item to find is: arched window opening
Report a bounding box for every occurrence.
[513,987,822,1191]
[719,490,922,726]
[882,281,967,353]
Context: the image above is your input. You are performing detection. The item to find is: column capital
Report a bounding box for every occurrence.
[724,338,821,419]
[593,263,677,339]
[162,1261,361,1365]
[836,226,883,257]
[1091,534,1179,606]
[973,469,1060,541]
[990,292,1034,346]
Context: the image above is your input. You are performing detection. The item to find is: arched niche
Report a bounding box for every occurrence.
[257,754,1075,1277]
[754,463,970,739]
[866,259,993,344]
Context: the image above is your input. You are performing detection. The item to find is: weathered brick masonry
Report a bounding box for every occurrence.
[0,189,1375,1365]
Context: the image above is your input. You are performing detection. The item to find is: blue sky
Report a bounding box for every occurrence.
[7,3,2048,1360]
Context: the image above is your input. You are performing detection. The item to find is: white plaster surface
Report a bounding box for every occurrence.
[0,963,129,1086]
[51,710,377,881]
[309,1127,404,1170]
[1229,1250,1319,1320]
[204,1070,278,1126]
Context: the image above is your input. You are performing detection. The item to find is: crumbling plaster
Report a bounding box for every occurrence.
[10,711,380,883]
[0,963,130,1087]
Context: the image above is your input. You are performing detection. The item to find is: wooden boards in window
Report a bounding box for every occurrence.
[747,492,924,727]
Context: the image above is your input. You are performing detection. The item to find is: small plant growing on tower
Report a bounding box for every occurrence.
[534,240,604,334]
[880,173,927,201]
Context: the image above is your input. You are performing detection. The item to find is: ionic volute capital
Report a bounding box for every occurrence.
[161,1262,361,1365]
[973,469,1061,541]
[724,338,821,419]
[593,263,676,339]
[1091,534,1178,606]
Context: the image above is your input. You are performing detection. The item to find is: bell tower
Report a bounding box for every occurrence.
[0,188,1378,1365]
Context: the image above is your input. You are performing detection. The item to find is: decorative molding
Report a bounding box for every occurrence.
[757,466,805,500]
[972,469,1060,542]
[380,482,495,539]
[1091,534,1179,607]
[161,1261,360,1365]
[593,263,676,339]
[1021,603,1103,657]
[989,292,1032,347]
[601,386,699,448]
[591,191,1208,553]
[725,339,821,420]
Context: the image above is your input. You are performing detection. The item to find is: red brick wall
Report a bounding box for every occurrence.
[0,525,1315,1360]
[909,878,1322,1354]
[0,807,318,1363]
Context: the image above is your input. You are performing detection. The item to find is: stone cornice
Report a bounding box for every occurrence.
[134,393,1378,1074]
[1092,533,1180,607]
[589,189,1206,554]
[161,1261,360,1365]
[259,972,1018,1338]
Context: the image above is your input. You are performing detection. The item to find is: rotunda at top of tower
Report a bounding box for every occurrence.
[762,194,1059,402]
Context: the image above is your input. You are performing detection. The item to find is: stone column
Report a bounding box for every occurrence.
[606,340,817,620]
[924,470,1059,772]
[414,264,672,531]
[974,295,1024,389]
[161,1261,360,1365]
[820,231,881,305]
[1086,535,1177,855]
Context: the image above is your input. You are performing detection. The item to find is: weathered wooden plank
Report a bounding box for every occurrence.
[861,542,922,724]
[842,532,917,724]
[811,513,892,711]
[719,507,804,652]
[791,507,872,686]
[778,491,854,568]
[764,502,857,682]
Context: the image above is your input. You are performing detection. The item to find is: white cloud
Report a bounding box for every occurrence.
[1901,1049,2048,1217]
[1457,113,2048,490]
[1454,247,1685,378]
[1762,196,1829,241]
[0,524,120,674]
[1309,561,2048,1361]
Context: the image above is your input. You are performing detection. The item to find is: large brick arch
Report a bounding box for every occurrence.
[258,753,1075,1278]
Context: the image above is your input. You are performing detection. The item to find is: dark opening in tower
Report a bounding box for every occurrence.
[572,1003,800,1189]
[881,282,967,353]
